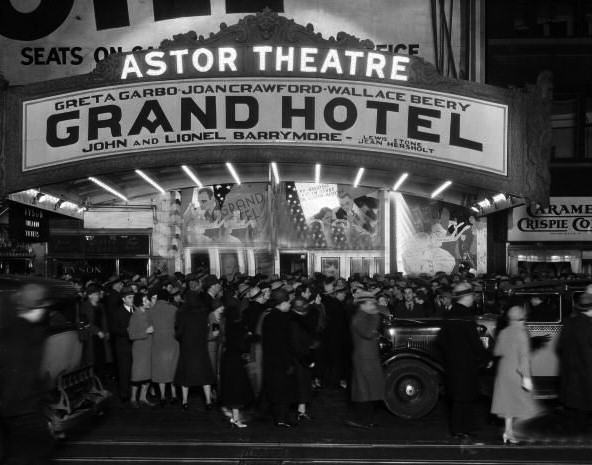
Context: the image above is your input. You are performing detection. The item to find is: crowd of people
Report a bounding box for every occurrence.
[76,269,499,428]
[5,266,592,464]
[70,267,592,439]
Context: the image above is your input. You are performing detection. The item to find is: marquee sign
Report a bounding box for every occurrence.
[23,77,507,174]
[1,9,550,206]
[508,197,592,241]
[0,0,456,85]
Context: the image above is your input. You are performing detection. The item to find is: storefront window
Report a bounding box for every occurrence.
[585,97,592,159]
[119,258,148,277]
[191,252,210,274]
[551,98,578,159]
[254,251,274,277]
[280,253,307,276]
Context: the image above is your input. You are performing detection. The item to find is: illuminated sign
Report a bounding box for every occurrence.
[119,46,409,82]
[0,0,450,85]
[8,202,49,243]
[22,78,507,175]
[508,197,592,241]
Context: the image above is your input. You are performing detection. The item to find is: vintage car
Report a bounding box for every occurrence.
[0,275,111,436]
[380,279,591,419]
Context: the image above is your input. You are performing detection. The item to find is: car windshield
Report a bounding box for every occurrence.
[520,293,561,323]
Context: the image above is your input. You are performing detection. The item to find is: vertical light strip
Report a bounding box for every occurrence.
[315,164,321,184]
[353,167,365,188]
[135,169,165,194]
[271,162,280,184]
[226,162,241,185]
[88,177,128,201]
[392,172,409,191]
[430,180,452,198]
[181,165,203,188]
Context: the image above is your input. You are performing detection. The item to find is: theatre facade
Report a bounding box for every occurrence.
[0,8,551,280]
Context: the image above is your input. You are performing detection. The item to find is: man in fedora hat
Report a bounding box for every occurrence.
[80,284,108,380]
[262,288,299,427]
[111,287,136,402]
[320,277,349,389]
[558,291,592,432]
[394,286,426,319]
[0,283,55,463]
[448,282,476,318]
[346,291,384,429]
[437,291,489,441]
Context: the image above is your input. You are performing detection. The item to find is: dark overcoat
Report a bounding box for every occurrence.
[290,310,315,403]
[174,298,216,387]
[128,309,152,382]
[150,300,179,383]
[437,318,488,401]
[394,301,426,319]
[320,295,349,386]
[219,320,254,408]
[111,303,133,395]
[262,308,298,403]
[350,310,385,402]
[558,313,592,411]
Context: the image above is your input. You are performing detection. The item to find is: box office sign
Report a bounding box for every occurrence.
[508,197,592,241]
[23,78,507,175]
[0,0,458,85]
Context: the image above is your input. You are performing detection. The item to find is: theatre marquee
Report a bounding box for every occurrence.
[1,10,550,205]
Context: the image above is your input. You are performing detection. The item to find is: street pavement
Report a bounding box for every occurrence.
[50,387,592,464]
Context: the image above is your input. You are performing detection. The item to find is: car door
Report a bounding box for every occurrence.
[514,291,561,398]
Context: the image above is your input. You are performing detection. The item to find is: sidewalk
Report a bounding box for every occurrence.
[63,387,584,446]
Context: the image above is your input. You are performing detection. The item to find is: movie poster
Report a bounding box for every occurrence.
[278,182,383,250]
[182,183,269,247]
[395,193,486,275]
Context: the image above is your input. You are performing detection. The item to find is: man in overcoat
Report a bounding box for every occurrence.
[262,288,298,427]
[0,283,55,464]
[346,291,385,429]
[437,306,489,440]
[558,291,592,432]
[320,277,349,389]
[111,288,135,402]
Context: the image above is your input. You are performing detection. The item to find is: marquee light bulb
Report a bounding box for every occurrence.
[430,180,452,198]
[271,162,280,184]
[478,199,491,208]
[88,177,128,202]
[135,169,165,194]
[353,167,365,188]
[392,173,409,191]
[226,162,241,185]
[181,165,203,188]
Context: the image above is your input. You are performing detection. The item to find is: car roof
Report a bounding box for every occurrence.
[510,279,592,293]
[0,274,80,299]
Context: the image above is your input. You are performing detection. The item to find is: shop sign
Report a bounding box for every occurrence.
[0,0,452,85]
[508,197,592,241]
[23,78,507,175]
[48,233,151,256]
[8,202,49,243]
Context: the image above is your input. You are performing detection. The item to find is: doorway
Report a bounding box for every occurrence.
[191,252,211,274]
[279,252,308,276]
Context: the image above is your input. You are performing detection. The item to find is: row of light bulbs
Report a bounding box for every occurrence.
[471,193,512,214]
[87,164,454,202]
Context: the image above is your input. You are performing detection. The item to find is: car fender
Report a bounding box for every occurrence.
[382,348,444,375]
